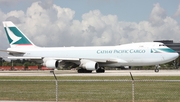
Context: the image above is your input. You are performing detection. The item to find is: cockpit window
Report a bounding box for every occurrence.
[159,44,166,46]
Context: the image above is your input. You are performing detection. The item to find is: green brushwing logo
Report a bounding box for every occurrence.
[4,27,31,45]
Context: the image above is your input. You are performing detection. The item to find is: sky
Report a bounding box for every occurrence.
[0,0,180,51]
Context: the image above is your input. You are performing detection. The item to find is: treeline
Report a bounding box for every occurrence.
[0,58,41,68]
[0,57,179,70]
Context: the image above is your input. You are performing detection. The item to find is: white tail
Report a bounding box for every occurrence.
[3,21,37,48]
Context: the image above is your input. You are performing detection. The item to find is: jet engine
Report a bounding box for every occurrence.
[79,60,99,70]
[44,59,59,68]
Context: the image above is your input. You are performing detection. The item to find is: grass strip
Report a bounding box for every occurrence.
[0,76,180,101]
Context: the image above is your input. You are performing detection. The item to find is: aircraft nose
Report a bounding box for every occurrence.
[170,52,179,60]
[174,52,179,59]
[162,52,179,64]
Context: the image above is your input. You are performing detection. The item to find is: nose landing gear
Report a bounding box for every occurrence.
[154,65,160,72]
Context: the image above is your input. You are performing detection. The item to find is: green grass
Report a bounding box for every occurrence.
[0,76,180,102]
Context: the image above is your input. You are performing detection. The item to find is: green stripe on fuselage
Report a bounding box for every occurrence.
[158,48,176,53]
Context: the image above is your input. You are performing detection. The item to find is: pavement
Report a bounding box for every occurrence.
[0,70,180,76]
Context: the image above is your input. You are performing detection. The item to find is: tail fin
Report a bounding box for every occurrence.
[3,21,36,48]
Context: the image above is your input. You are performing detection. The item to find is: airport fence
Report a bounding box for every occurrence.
[0,79,180,102]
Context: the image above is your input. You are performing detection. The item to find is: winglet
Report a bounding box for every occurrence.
[3,21,37,48]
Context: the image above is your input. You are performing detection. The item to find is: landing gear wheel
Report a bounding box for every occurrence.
[154,65,160,73]
[154,68,159,72]
[96,67,105,73]
[77,68,92,73]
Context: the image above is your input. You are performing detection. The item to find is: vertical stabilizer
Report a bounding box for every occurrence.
[3,21,36,48]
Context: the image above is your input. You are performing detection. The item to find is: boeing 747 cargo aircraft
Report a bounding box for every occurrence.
[2,21,179,73]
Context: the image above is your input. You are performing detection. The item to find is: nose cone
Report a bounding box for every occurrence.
[167,52,179,61]
[173,52,179,60]
[162,52,179,63]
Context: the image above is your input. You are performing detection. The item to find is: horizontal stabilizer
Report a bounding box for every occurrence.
[0,50,25,54]
[8,56,42,59]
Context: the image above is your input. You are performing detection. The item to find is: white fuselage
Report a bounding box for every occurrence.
[7,42,179,67]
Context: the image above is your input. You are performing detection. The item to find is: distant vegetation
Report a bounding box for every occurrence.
[0,58,41,68]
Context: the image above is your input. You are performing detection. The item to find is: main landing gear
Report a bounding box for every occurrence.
[154,65,160,72]
[77,67,105,73]
[96,67,105,73]
[77,69,92,73]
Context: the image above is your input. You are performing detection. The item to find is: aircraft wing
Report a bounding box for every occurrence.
[8,56,127,63]
[7,57,80,62]
[80,58,127,63]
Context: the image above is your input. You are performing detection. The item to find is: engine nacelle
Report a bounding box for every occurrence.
[45,60,59,68]
[80,60,99,70]
[124,66,131,69]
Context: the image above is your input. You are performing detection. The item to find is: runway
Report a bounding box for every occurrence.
[0,70,180,76]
